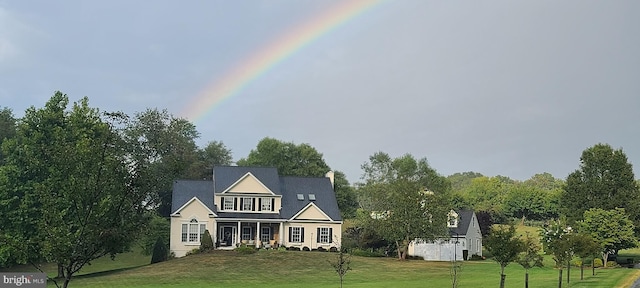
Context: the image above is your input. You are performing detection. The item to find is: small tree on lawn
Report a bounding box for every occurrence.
[516,232,543,288]
[200,230,214,252]
[329,247,352,288]
[571,232,600,280]
[541,219,574,288]
[485,225,524,288]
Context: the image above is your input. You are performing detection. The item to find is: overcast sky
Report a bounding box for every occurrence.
[1,0,639,183]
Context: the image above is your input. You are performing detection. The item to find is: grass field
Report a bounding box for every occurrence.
[3,224,640,287]
[4,249,638,288]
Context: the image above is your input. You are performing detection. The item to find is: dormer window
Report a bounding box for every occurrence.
[447,210,458,228]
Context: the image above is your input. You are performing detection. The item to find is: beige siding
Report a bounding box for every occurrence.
[170,199,216,257]
[282,222,342,250]
[227,175,272,194]
[293,205,330,220]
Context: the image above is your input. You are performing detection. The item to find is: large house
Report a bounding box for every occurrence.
[170,166,342,257]
[408,210,482,261]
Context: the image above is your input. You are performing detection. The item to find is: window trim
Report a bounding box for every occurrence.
[242,197,253,211]
[261,198,272,211]
[291,227,302,243]
[181,219,207,244]
[242,226,252,241]
[318,227,330,244]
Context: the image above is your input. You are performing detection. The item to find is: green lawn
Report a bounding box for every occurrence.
[5,250,635,288]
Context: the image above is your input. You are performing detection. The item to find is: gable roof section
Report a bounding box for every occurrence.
[171,196,217,217]
[279,176,342,221]
[290,202,332,221]
[214,166,281,194]
[171,180,215,214]
[449,210,474,236]
[220,172,275,194]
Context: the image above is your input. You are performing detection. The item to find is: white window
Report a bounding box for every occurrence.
[242,197,253,211]
[182,219,207,243]
[291,227,302,243]
[242,227,252,240]
[319,227,330,243]
[477,239,481,253]
[448,215,457,227]
[224,197,234,210]
[261,198,272,211]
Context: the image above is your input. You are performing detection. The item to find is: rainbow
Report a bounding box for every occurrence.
[180,0,382,122]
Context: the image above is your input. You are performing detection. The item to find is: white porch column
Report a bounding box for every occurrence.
[212,221,217,247]
[237,221,241,247]
[279,222,284,246]
[256,222,261,248]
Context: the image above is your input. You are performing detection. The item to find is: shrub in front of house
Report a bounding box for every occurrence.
[606,261,619,268]
[185,248,201,256]
[302,246,310,251]
[236,244,257,255]
[317,247,326,252]
[329,247,338,252]
[469,254,485,261]
[151,237,168,264]
[200,230,214,252]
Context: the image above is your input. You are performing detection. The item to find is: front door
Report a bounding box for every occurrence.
[220,226,237,246]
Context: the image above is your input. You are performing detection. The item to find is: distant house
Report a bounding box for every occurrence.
[169,166,342,257]
[408,210,482,261]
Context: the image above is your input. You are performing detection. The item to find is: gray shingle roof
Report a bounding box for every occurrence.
[171,180,215,214]
[171,166,341,222]
[450,210,474,236]
[213,166,281,194]
[279,176,342,221]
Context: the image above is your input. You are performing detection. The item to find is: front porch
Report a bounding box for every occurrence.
[216,221,283,249]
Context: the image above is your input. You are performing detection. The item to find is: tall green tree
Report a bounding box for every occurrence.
[0,107,16,165]
[187,140,233,180]
[484,225,524,288]
[358,152,450,259]
[237,137,330,176]
[238,137,358,218]
[124,108,200,216]
[579,208,637,266]
[561,144,640,228]
[0,92,148,288]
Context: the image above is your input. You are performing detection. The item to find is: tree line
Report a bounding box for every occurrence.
[1,92,639,287]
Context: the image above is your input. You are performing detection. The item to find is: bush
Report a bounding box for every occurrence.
[606,261,619,268]
[150,237,168,264]
[469,254,485,261]
[235,244,257,255]
[287,246,301,251]
[302,246,310,251]
[185,248,201,256]
[329,247,338,252]
[593,258,603,268]
[278,246,287,251]
[140,214,170,256]
[571,259,582,267]
[200,230,214,252]
[317,247,326,252]
[351,248,385,257]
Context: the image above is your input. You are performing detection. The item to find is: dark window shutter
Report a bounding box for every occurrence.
[234,197,237,210]
[239,198,244,210]
[252,198,256,211]
[270,227,273,240]
[288,227,292,242]
[220,197,224,210]
[329,228,333,243]
[258,198,262,211]
[317,228,321,243]
[271,198,275,211]
[301,228,304,242]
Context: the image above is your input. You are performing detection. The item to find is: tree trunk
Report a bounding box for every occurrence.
[558,269,562,288]
[57,263,64,279]
[525,271,529,288]
[499,266,506,288]
[567,261,570,283]
[592,258,595,276]
[603,252,609,267]
[580,263,584,280]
